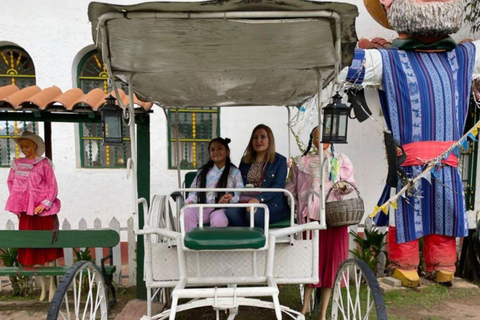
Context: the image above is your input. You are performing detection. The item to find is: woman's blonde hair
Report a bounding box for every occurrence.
[242,124,276,164]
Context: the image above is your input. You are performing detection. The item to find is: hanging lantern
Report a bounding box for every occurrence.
[321,92,350,144]
[101,95,124,145]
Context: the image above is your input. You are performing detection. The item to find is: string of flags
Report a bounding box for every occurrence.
[369,121,480,219]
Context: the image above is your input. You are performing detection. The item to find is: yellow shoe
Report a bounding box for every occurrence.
[391,268,421,288]
[434,270,454,286]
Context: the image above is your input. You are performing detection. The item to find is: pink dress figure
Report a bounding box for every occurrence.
[286,127,356,320]
[5,131,62,301]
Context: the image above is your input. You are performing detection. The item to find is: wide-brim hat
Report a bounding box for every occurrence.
[363,0,394,30]
[13,131,45,156]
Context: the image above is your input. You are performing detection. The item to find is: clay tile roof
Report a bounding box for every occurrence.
[21,86,63,110]
[0,85,153,112]
[109,89,154,111]
[72,88,106,111]
[0,84,20,99]
[48,88,85,110]
[2,86,42,109]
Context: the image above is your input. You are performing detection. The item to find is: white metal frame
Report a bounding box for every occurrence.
[96,9,344,231]
[95,6,347,320]
[137,188,322,320]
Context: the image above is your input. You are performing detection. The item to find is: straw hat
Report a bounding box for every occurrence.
[14,131,45,156]
[363,0,393,30]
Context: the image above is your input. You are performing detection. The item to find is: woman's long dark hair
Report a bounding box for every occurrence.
[303,126,318,156]
[197,137,235,204]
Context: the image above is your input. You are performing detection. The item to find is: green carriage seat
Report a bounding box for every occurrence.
[184,227,266,250]
[184,171,197,188]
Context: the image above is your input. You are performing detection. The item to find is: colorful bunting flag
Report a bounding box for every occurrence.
[380,204,389,214]
[369,206,380,218]
[468,132,478,142]
[471,127,479,137]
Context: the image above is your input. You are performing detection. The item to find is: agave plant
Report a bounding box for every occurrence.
[73,247,94,263]
[0,248,33,296]
[349,227,388,276]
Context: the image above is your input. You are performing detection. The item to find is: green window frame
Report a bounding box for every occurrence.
[0,45,37,167]
[76,49,130,168]
[461,99,479,210]
[168,108,220,169]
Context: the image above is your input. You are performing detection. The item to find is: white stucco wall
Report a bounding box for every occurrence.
[0,0,478,236]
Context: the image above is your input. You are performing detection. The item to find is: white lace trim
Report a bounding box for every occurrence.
[15,170,30,177]
[41,200,52,207]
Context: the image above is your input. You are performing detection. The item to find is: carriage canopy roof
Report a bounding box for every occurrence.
[88,0,358,108]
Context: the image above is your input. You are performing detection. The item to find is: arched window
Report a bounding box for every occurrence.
[77,49,130,168]
[0,45,37,167]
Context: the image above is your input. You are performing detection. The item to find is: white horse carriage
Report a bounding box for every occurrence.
[49,0,388,319]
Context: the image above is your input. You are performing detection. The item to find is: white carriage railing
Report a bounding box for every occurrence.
[138,190,325,319]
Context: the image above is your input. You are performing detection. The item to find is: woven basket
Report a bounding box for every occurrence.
[325,180,364,227]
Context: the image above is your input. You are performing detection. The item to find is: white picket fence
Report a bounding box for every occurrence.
[0,217,137,290]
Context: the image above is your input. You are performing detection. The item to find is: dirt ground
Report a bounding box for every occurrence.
[1,281,480,320]
[387,298,480,320]
[382,277,480,320]
[0,286,136,320]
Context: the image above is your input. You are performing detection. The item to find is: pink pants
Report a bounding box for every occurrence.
[184,207,229,232]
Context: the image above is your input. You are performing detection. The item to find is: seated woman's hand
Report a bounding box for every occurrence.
[219,193,233,204]
[246,198,260,213]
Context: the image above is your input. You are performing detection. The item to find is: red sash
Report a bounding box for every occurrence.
[401,141,458,167]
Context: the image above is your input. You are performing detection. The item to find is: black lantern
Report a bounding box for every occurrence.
[101,95,123,146]
[321,92,350,144]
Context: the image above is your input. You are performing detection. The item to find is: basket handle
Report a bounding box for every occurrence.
[325,180,361,201]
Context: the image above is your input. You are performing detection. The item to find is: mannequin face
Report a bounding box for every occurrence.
[312,128,330,151]
[18,139,37,159]
[313,128,320,150]
[381,0,464,38]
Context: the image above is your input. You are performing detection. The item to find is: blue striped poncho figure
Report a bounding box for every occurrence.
[341,0,480,287]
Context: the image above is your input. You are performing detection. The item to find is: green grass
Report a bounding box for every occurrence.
[0,292,34,301]
[383,285,479,311]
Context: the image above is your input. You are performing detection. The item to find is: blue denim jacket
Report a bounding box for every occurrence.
[239,152,288,216]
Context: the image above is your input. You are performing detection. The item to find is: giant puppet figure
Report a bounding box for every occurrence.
[342,0,480,287]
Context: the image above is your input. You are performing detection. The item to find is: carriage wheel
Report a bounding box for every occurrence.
[331,259,387,320]
[47,261,108,320]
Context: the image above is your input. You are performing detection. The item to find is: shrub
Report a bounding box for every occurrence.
[349,227,387,276]
[0,248,33,296]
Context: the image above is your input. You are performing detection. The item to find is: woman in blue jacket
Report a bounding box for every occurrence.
[226,124,288,228]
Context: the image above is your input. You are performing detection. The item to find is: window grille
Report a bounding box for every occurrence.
[77,49,130,168]
[168,108,220,169]
[0,46,37,167]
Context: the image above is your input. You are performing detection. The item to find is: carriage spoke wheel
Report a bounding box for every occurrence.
[331,259,387,320]
[47,261,108,320]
